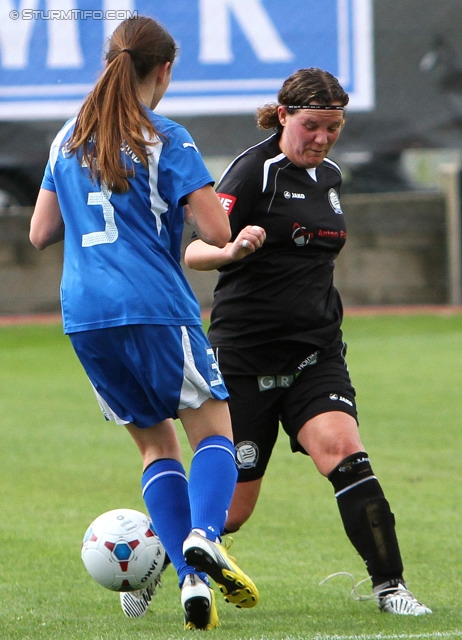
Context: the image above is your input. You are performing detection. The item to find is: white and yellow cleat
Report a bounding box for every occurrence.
[183,532,259,609]
[181,573,220,630]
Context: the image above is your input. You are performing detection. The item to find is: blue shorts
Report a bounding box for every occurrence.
[69,324,229,428]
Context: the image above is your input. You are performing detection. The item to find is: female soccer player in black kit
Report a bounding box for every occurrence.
[185,68,431,616]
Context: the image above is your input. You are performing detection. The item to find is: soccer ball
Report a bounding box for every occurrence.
[81,508,166,592]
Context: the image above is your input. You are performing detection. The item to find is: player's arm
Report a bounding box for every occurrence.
[30,188,64,250]
[185,184,231,248]
[184,224,266,271]
[185,151,266,270]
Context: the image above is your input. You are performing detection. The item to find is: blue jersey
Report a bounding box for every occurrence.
[41,111,212,334]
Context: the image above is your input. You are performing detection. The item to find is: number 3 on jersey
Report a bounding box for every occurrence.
[82,183,118,247]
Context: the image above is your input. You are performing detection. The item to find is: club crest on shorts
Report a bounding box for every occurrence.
[235,441,259,469]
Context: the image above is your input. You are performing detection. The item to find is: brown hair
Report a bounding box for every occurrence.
[67,16,177,192]
[257,68,349,131]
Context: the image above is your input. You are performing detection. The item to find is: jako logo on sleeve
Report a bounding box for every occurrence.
[217,193,236,215]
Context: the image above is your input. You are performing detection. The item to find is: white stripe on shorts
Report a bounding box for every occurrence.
[91,382,129,426]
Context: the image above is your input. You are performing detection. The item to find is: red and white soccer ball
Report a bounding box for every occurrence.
[81,508,166,592]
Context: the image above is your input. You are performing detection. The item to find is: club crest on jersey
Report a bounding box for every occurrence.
[328,188,343,215]
[217,192,236,215]
[292,222,313,247]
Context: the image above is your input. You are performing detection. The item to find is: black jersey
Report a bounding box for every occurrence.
[208,133,347,373]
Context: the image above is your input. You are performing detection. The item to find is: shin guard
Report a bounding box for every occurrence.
[328,452,404,586]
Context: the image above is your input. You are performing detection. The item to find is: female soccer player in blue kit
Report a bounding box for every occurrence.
[30,16,257,631]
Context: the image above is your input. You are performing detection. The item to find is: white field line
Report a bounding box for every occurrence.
[281,632,462,640]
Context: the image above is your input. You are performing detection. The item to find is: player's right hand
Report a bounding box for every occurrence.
[234,225,266,258]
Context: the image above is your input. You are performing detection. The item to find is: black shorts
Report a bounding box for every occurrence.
[219,343,358,482]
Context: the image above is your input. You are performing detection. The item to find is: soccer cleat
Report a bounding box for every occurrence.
[120,555,170,618]
[120,581,157,618]
[181,573,219,630]
[319,572,432,616]
[183,533,259,608]
[375,581,432,616]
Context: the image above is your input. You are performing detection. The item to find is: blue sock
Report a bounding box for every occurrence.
[142,458,193,586]
[188,436,237,541]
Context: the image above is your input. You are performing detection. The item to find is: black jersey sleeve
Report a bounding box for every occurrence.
[217,151,263,240]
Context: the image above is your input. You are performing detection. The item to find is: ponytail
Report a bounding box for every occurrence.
[67,17,177,193]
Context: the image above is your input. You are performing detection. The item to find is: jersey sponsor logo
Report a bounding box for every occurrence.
[235,441,259,470]
[297,351,320,371]
[318,228,347,240]
[284,191,306,199]
[122,142,142,163]
[292,222,314,247]
[329,393,354,407]
[258,374,295,391]
[328,188,343,214]
[217,192,237,215]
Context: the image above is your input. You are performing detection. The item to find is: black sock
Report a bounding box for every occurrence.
[328,452,404,587]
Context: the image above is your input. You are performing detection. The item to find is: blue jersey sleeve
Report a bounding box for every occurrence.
[41,160,56,192]
[155,120,214,207]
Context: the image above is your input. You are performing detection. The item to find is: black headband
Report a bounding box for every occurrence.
[283,105,344,111]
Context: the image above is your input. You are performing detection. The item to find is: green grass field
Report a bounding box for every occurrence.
[1,312,461,639]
